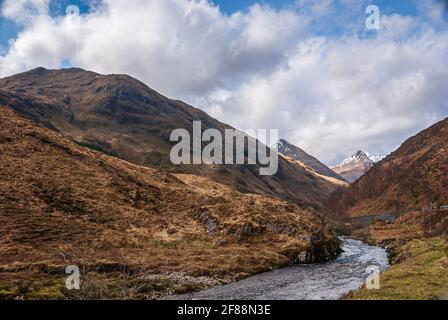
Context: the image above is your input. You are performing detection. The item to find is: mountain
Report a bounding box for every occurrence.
[0,105,341,299]
[0,67,340,207]
[332,151,385,183]
[328,118,448,216]
[276,139,346,184]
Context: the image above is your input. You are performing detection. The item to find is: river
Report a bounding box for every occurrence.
[167,238,389,300]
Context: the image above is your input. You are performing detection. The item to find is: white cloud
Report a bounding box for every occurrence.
[210,27,448,165]
[0,0,447,165]
[1,0,50,24]
[1,0,308,96]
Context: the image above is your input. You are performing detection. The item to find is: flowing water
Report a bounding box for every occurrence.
[167,238,389,300]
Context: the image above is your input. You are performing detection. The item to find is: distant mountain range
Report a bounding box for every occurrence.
[332,151,385,183]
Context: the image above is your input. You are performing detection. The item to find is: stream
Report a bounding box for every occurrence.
[167,238,389,300]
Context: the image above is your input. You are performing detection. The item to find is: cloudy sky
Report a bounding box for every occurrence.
[0,0,447,166]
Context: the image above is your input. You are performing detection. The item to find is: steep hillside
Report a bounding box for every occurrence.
[332,151,384,183]
[0,67,339,207]
[0,106,340,299]
[328,119,448,217]
[276,139,346,183]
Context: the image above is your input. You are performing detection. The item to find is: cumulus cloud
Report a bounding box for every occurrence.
[0,0,447,165]
[213,30,448,165]
[0,0,309,96]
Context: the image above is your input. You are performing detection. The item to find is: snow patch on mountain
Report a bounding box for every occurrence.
[331,151,385,183]
[336,151,385,168]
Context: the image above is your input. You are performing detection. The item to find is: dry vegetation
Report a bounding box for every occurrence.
[350,237,447,300]
[347,209,448,300]
[0,106,340,300]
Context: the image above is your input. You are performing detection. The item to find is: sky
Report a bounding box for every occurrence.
[0,0,447,166]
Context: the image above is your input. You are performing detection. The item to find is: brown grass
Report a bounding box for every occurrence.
[0,106,337,299]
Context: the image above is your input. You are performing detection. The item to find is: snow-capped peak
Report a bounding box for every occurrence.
[364,151,385,163]
[337,150,385,168]
[331,151,385,183]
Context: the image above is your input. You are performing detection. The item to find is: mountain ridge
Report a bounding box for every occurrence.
[276,139,346,183]
[0,67,340,208]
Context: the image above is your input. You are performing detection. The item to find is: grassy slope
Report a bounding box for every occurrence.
[352,237,448,300]
[0,106,340,299]
[348,210,448,300]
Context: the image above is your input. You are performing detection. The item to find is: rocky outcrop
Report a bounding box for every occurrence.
[192,208,220,237]
[282,236,342,264]
[301,237,343,264]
